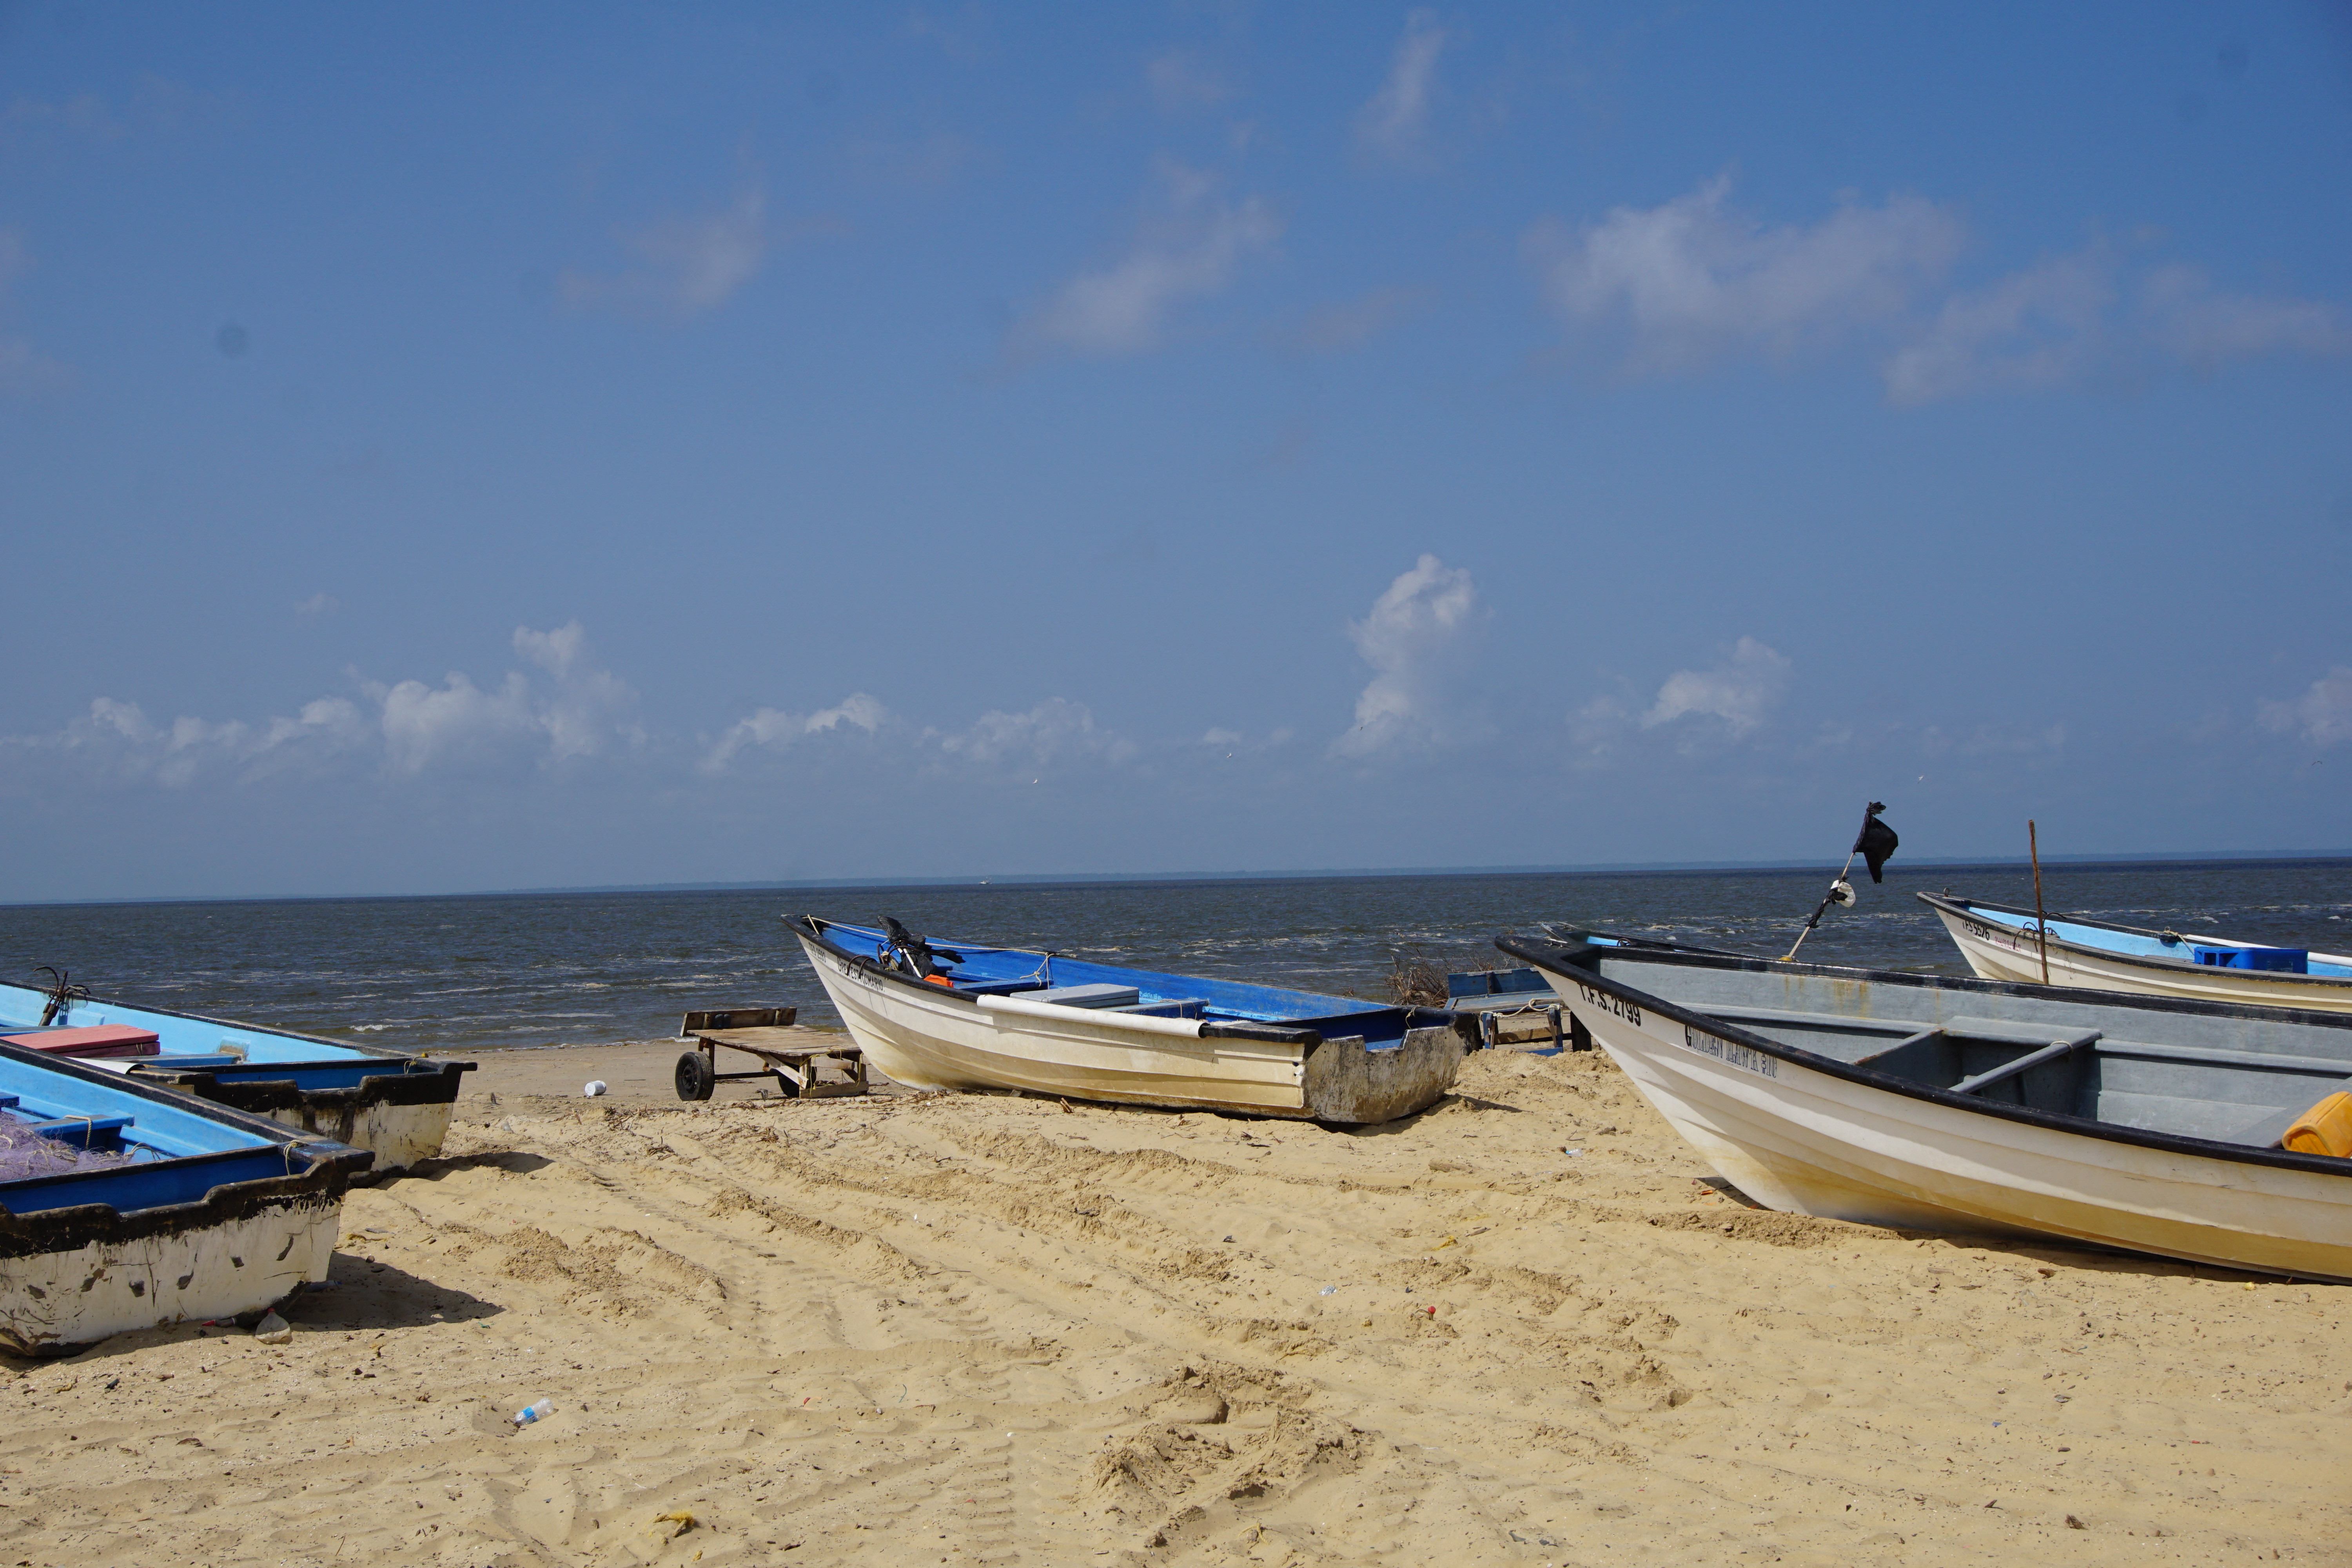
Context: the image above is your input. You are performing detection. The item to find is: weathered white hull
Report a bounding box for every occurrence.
[1530,960,2352,1282]
[794,932,1463,1122]
[0,1189,342,1356]
[256,1099,455,1175]
[1930,904,2352,1014]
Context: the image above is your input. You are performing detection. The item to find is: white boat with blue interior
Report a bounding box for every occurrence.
[1920,892,2352,1014]
[788,916,1475,1123]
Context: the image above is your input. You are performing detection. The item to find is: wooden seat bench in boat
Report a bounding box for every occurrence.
[0,1024,161,1059]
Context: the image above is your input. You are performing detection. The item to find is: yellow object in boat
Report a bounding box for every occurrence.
[2283,1091,2352,1158]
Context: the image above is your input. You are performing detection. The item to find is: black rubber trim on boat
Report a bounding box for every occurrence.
[131,1060,473,1115]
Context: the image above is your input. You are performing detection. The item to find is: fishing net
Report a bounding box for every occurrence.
[0,1112,141,1183]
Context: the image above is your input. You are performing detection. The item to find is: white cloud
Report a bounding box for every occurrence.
[3,621,641,785]
[511,621,642,762]
[1333,554,1483,759]
[1642,637,1791,737]
[1013,162,1280,357]
[559,183,769,320]
[2140,265,2352,367]
[1530,177,2352,398]
[294,592,338,619]
[1354,11,1446,166]
[1884,249,2352,403]
[374,671,539,775]
[2259,667,2352,747]
[701,692,891,772]
[1882,248,2114,404]
[941,698,1136,767]
[15,693,372,788]
[1529,176,1965,373]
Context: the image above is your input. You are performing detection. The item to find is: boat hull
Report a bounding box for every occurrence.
[129,1065,467,1176]
[0,1186,342,1356]
[1926,899,2352,1014]
[793,930,1464,1122]
[1519,951,2352,1283]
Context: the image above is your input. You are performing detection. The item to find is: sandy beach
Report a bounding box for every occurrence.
[3,1038,2344,1566]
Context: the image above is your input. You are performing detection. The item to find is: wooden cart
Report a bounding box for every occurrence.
[674,1007,870,1102]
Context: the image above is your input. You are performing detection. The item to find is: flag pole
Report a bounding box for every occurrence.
[1782,807,1868,963]
[2029,819,2050,984]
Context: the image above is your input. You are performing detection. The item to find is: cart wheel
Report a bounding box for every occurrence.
[675,1051,716,1101]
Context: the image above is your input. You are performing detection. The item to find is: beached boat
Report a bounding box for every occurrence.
[787,916,1474,1122]
[1497,929,2352,1281]
[1920,891,2352,1013]
[0,977,472,1173]
[0,1037,372,1354]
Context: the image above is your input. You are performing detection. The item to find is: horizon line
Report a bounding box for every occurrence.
[5,847,2349,911]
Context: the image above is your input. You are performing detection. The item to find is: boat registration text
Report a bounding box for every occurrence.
[1572,982,1641,1028]
[1678,1024,1778,1078]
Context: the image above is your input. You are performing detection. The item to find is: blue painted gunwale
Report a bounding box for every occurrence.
[0,1038,363,1218]
[809,920,1441,1049]
[0,980,468,1093]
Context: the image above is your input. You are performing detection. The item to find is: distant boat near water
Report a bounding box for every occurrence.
[1500,927,2352,1283]
[1920,892,2352,1014]
[0,975,473,1173]
[788,916,1475,1123]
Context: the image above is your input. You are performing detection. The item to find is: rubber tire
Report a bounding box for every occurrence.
[675,1051,716,1102]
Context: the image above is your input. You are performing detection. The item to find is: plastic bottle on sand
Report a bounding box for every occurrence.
[512,1399,555,1427]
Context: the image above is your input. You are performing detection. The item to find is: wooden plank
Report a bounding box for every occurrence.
[679,1007,797,1035]
[692,1027,849,1054]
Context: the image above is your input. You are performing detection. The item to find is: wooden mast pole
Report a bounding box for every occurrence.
[2029,819,2051,985]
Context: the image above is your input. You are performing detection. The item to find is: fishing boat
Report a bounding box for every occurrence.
[787,916,1474,1122]
[1919,891,2352,1013]
[0,975,473,1173]
[0,1037,372,1355]
[1496,928,2352,1281]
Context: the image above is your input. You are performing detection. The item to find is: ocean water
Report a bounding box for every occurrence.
[2,860,2346,1056]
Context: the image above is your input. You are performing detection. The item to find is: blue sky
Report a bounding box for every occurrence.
[3,2,2348,902]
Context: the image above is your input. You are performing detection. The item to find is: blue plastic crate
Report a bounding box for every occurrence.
[2190,946,2309,974]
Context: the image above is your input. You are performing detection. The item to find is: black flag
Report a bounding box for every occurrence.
[1855,803,1898,883]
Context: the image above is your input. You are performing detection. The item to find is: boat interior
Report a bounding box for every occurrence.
[0,1043,342,1214]
[1566,946,2352,1151]
[811,918,1437,1049]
